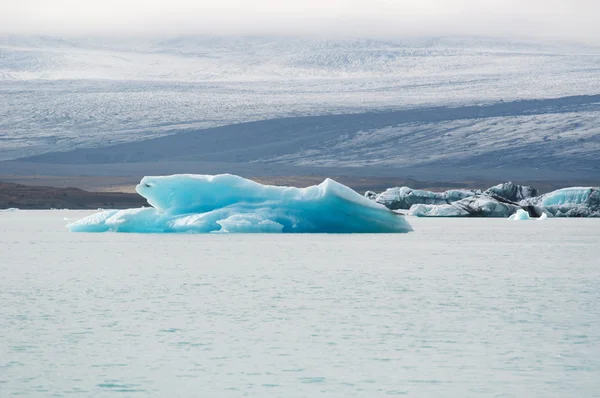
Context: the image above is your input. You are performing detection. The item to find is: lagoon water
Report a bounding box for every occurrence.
[1,211,599,397]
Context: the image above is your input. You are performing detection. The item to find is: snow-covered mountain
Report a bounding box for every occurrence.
[1,35,599,175]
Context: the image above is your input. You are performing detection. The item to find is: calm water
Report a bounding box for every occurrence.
[1,211,599,397]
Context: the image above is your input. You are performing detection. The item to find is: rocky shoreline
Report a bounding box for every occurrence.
[0,181,148,210]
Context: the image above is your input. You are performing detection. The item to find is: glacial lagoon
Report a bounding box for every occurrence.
[1,211,599,397]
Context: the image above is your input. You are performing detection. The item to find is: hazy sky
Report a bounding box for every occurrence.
[1,0,599,42]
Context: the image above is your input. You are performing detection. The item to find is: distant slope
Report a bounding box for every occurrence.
[15,95,600,175]
[1,35,600,160]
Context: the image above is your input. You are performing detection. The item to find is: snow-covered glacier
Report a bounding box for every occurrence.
[68,174,413,233]
[2,35,600,164]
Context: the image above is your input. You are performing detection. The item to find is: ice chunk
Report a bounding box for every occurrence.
[409,203,467,217]
[372,186,480,210]
[380,181,598,218]
[509,209,549,220]
[509,209,532,220]
[409,195,522,218]
[364,191,378,200]
[484,182,537,202]
[69,174,413,234]
[538,187,596,206]
[521,187,600,217]
[377,182,536,211]
[69,209,119,232]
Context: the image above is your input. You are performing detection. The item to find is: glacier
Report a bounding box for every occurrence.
[2,35,600,170]
[68,174,413,233]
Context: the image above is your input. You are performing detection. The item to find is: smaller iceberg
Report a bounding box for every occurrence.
[520,187,600,217]
[368,181,597,218]
[484,182,538,202]
[69,174,413,234]
[369,186,481,210]
[508,209,548,220]
[509,209,531,220]
[409,195,522,218]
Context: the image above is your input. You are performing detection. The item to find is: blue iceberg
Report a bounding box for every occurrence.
[520,187,600,217]
[68,174,413,233]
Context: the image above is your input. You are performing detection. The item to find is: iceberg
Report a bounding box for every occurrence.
[520,187,600,217]
[69,174,413,234]
[509,209,532,220]
[370,186,481,210]
[508,210,548,220]
[370,181,598,218]
[409,195,523,218]
[484,182,538,202]
[368,182,537,211]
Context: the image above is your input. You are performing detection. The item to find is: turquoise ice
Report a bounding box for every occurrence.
[68,174,413,234]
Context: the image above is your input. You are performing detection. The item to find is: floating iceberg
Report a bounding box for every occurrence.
[69,174,413,233]
[368,182,537,211]
[520,187,600,217]
[508,209,548,220]
[369,181,597,218]
[484,182,538,202]
[409,195,523,218]
[509,209,532,220]
[370,186,481,210]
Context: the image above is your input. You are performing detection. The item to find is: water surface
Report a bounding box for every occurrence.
[1,211,599,397]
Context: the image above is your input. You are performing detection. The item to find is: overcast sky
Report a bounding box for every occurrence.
[1,0,599,43]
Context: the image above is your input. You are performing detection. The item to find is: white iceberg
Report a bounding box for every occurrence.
[509,209,532,220]
[509,209,549,220]
[69,174,413,234]
[371,186,481,210]
[368,182,536,211]
[409,195,522,218]
[373,181,597,218]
